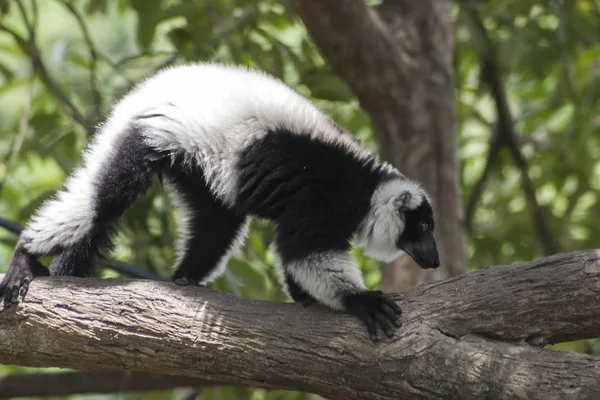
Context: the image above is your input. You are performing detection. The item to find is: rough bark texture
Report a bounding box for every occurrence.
[1,250,600,400]
[291,0,467,291]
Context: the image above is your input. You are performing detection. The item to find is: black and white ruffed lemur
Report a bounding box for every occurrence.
[0,63,440,341]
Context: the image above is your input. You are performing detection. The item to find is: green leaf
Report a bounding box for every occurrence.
[300,70,355,102]
[129,0,163,51]
[86,0,106,14]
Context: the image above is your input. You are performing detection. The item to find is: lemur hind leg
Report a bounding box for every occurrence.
[0,122,163,307]
[165,162,248,286]
[51,124,161,277]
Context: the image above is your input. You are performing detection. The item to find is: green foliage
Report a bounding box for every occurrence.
[456,0,600,268]
[0,0,598,398]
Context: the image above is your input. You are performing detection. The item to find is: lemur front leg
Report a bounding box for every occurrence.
[276,248,402,341]
[281,271,318,307]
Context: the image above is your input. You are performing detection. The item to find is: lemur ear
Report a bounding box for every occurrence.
[393,191,412,212]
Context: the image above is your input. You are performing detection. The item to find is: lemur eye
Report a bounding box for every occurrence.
[422,223,429,232]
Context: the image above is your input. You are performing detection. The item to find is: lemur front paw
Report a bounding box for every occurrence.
[0,257,49,309]
[344,290,402,342]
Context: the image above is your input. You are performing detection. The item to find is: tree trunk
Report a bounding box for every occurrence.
[1,249,600,399]
[291,0,467,291]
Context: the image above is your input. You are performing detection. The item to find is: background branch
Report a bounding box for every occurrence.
[0,371,217,399]
[0,216,168,281]
[466,7,561,255]
[480,51,561,256]
[464,133,501,232]
[55,0,103,122]
[1,249,599,399]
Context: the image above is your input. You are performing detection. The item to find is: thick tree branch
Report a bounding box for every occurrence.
[0,371,216,398]
[1,250,599,399]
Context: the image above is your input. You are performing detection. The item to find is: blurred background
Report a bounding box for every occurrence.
[0,0,598,399]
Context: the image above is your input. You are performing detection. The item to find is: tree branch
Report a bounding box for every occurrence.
[1,250,600,399]
[0,371,216,399]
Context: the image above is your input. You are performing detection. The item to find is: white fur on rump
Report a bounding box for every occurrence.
[356,177,425,263]
[117,63,374,206]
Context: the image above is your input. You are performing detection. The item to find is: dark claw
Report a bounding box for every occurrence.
[371,310,396,338]
[356,308,378,342]
[0,251,50,310]
[382,296,403,315]
[10,285,20,304]
[19,279,30,300]
[368,320,378,341]
[380,302,402,327]
[344,290,403,342]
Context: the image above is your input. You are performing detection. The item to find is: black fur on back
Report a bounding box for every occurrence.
[236,128,388,262]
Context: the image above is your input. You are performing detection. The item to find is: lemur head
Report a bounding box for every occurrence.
[356,176,440,269]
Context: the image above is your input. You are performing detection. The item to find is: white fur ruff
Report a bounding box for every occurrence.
[356,178,424,263]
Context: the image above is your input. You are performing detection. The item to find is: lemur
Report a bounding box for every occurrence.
[0,63,440,341]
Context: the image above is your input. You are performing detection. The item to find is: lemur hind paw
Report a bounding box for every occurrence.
[344,290,402,342]
[0,256,49,309]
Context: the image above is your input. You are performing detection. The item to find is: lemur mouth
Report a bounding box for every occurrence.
[409,251,440,269]
[400,238,440,270]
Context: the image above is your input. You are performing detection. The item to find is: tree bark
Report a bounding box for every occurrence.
[291,0,467,291]
[1,249,600,400]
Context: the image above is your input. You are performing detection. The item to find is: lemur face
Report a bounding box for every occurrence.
[356,177,440,266]
[397,199,440,269]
